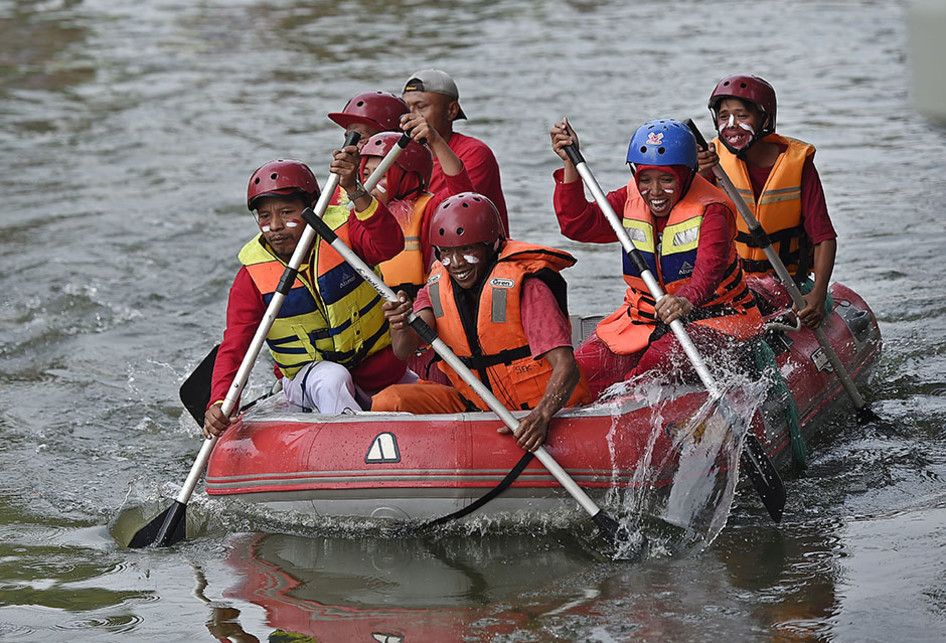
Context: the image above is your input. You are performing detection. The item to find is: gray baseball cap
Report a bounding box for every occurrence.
[402,69,467,120]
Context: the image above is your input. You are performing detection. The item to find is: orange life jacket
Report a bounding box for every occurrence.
[595,174,761,355]
[378,193,434,298]
[427,240,592,411]
[714,133,816,279]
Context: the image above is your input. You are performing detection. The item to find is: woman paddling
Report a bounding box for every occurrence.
[697,75,838,328]
[550,118,762,398]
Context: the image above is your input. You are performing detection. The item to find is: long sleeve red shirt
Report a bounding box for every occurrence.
[552,168,736,306]
[420,168,474,269]
[209,199,406,407]
[430,132,509,235]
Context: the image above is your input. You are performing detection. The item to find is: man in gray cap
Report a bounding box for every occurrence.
[402,69,508,234]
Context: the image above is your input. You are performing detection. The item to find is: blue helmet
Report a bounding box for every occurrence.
[626,119,698,170]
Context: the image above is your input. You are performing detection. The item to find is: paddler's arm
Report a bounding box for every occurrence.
[550,116,581,184]
[332,145,405,264]
[381,290,435,361]
[503,346,581,453]
[798,238,836,329]
[401,112,470,183]
[796,159,837,329]
[204,267,265,438]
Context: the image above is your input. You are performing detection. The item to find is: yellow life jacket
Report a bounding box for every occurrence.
[238,208,392,379]
[427,240,592,411]
[714,133,816,279]
[595,174,760,355]
[378,193,434,298]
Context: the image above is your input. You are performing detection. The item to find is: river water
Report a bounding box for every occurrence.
[1,0,945,640]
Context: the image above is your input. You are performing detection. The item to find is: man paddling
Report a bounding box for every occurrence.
[401,69,509,235]
[697,74,838,329]
[371,192,591,452]
[204,152,410,437]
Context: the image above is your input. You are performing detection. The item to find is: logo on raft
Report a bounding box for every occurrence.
[366,432,401,463]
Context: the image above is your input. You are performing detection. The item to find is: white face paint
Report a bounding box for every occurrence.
[375,184,386,194]
[285,220,299,228]
[439,253,480,266]
[663,187,676,194]
[260,225,271,232]
[724,113,756,134]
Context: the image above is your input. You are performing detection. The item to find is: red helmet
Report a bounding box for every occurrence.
[430,192,505,248]
[708,74,777,133]
[246,160,320,211]
[359,132,433,197]
[327,91,409,133]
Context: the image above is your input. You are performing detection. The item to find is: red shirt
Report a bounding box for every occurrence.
[745,149,836,244]
[430,132,509,235]
[209,200,406,406]
[414,274,572,359]
[552,169,736,306]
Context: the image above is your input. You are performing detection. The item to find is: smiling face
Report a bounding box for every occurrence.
[436,242,493,290]
[253,194,308,262]
[715,97,766,151]
[636,168,682,217]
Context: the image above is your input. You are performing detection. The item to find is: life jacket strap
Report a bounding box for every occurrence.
[458,344,532,370]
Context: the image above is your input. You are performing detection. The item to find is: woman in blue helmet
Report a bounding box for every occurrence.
[550,118,761,398]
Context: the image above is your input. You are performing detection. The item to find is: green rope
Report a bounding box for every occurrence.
[752,337,806,469]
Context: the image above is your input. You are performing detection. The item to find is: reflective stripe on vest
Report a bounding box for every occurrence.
[595,174,760,355]
[378,193,434,298]
[426,241,591,411]
[238,209,391,378]
[714,133,815,278]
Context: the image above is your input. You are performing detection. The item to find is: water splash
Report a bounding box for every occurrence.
[601,372,767,559]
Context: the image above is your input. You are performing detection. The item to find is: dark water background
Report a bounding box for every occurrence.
[1,0,945,640]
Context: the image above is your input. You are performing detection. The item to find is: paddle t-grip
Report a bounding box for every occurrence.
[563,144,584,166]
[685,119,709,150]
[343,130,362,147]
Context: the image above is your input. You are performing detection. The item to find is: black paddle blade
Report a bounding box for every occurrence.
[740,433,786,522]
[592,510,631,544]
[128,500,187,548]
[180,345,218,426]
[856,405,883,424]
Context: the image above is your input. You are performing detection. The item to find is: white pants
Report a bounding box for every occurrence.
[282,361,418,415]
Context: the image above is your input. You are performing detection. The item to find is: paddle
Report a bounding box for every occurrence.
[684,120,876,421]
[561,141,786,523]
[129,130,365,548]
[297,209,624,543]
[176,133,416,428]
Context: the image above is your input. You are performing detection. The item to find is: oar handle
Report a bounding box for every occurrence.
[562,144,722,397]
[300,209,611,523]
[684,120,866,409]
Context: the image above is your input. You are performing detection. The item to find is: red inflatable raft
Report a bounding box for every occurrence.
[205,282,880,522]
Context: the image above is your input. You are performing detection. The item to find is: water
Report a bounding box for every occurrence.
[2,0,945,640]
